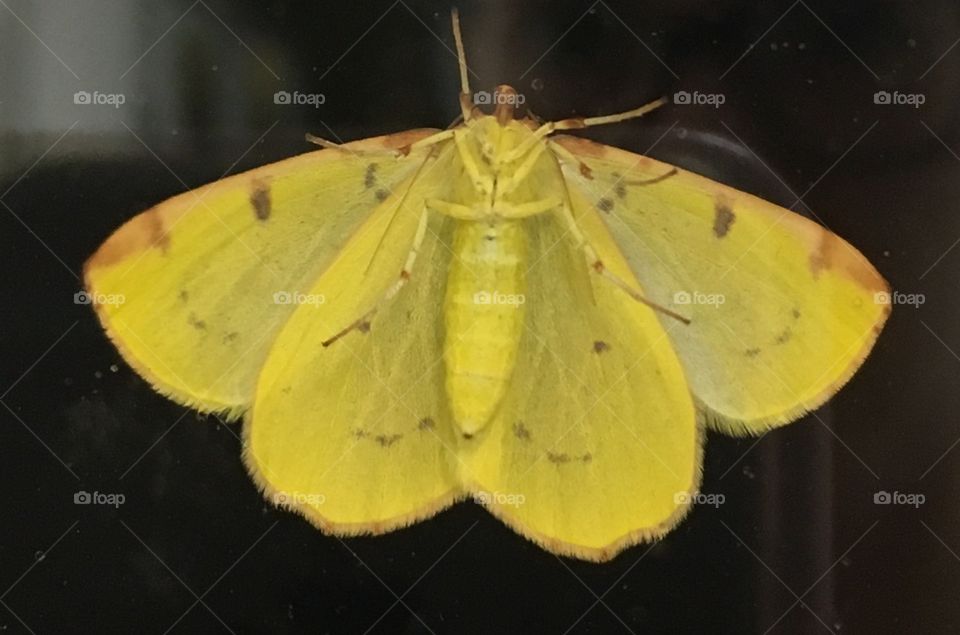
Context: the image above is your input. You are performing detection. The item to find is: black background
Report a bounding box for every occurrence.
[2,0,958,633]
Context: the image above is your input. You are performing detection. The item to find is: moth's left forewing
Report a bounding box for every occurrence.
[84,128,442,416]
[552,135,889,435]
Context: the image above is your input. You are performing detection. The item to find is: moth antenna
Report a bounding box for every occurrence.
[451,8,473,120]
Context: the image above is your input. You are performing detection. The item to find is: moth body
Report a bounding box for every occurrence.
[437,106,557,437]
[443,217,527,437]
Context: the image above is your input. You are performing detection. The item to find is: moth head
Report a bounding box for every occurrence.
[492,84,519,125]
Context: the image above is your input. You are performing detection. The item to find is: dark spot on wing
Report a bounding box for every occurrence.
[418,417,435,431]
[146,210,171,255]
[774,328,792,345]
[375,433,402,447]
[358,321,371,334]
[187,312,206,331]
[597,197,614,213]
[484,234,496,241]
[250,182,271,221]
[713,200,735,238]
[593,340,610,354]
[547,451,570,464]
[745,347,761,358]
[513,421,531,441]
[462,432,474,440]
[178,290,189,303]
[580,453,592,463]
[353,429,368,439]
[610,173,624,196]
[222,331,239,344]
[792,308,801,319]
[364,163,378,189]
[375,188,389,202]
[809,230,839,278]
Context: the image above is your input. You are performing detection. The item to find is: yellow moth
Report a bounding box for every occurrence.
[85,11,889,561]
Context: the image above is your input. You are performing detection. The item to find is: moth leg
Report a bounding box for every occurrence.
[575,96,668,128]
[453,129,495,195]
[554,202,691,325]
[304,133,403,156]
[401,129,456,154]
[321,206,431,347]
[304,133,349,150]
[496,142,550,195]
[548,140,596,179]
[428,198,561,220]
[500,97,667,166]
[549,140,679,191]
[497,198,562,219]
[427,199,484,220]
[307,129,455,158]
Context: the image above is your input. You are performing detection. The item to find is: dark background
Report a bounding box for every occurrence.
[1,0,957,632]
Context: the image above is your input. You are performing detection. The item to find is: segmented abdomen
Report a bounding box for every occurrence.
[443,219,526,436]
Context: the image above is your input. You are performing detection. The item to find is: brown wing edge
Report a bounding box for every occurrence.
[84,128,440,272]
[82,128,442,419]
[697,296,889,437]
[552,134,891,437]
[461,422,705,563]
[240,416,466,536]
